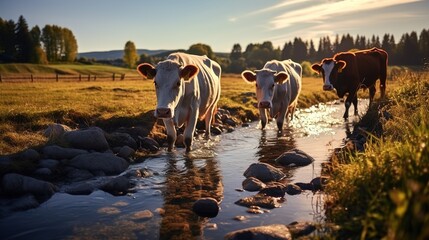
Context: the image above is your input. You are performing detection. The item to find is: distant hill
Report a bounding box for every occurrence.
[78,49,229,60]
[77,49,170,60]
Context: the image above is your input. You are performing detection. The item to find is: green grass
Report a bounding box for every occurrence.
[324,71,429,239]
[0,63,136,75]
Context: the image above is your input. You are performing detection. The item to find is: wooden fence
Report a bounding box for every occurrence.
[0,73,144,82]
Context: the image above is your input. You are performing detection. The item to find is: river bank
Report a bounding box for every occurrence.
[323,71,429,239]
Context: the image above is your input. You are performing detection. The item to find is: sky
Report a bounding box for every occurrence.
[1,0,428,53]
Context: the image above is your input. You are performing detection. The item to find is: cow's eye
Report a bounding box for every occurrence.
[255,83,259,88]
[271,84,275,89]
[154,81,158,88]
[176,81,181,87]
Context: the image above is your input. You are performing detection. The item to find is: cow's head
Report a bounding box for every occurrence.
[137,60,199,119]
[311,58,346,91]
[241,69,289,109]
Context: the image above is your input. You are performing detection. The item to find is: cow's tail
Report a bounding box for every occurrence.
[379,49,388,99]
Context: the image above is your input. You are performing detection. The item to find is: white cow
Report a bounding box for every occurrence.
[241,59,302,130]
[137,52,221,152]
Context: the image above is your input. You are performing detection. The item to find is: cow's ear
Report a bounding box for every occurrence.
[311,63,322,74]
[274,72,289,84]
[181,65,199,81]
[137,63,156,79]
[337,60,346,72]
[241,70,256,83]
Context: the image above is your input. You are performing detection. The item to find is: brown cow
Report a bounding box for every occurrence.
[311,47,388,119]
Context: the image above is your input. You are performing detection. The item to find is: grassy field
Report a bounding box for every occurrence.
[0,63,400,155]
[324,71,429,239]
[0,73,343,155]
[0,63,137,75]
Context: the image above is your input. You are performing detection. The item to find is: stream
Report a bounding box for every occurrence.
[0,99,369,240]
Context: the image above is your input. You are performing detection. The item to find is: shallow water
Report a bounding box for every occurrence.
[0,99,369,240]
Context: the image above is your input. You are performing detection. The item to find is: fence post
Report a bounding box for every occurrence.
[88,74,90,81]
[31,74,34,82]
[79,74,81,81]
[121,74,125,80]
[94,75,96,81]
[112,73,115,81]
[56,74,59,82]
[0,74,2,82]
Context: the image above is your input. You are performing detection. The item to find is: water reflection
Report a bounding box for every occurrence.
[256,127,296,164]
[159,146,223,239]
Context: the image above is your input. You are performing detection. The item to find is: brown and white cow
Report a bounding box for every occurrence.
[241,59,302,131]
[311,47,388,119]
[137,52,221,152]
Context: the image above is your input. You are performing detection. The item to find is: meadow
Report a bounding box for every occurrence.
[0,66,345,155]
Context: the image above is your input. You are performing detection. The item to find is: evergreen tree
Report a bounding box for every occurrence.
[0,18,16,62]
[308,39,316,61]
[418,29,429,64]
[339,34,354,52]
[15,16,33,62]
[281,41,293,59]
[291,37,307,62]
[123,41,138,68]
[333,34,340,53]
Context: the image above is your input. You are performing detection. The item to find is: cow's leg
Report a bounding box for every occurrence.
[276,107,287,131]
[352,96,358,116]
[369,85,376,104]
[288,102,297,121]
[184,110,199,152]
[380,82,386,99]
[204,107,215,140]
[163,119,176,152]
[259,108,268,129]
[343,95,354,119]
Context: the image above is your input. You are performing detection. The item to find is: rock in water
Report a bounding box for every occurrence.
[192,197,219,218]
[275,148,315,167]
[67,152,129,175]
[224,224,292,240]
[243,163,286,182]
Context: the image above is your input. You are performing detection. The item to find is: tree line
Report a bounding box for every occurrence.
[224,29,429,73]
[128,28,428,73]
[0,15,77,63]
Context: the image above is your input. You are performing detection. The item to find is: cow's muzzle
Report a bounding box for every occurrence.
[323,84,334,91]
[156,108,172,118]
[258,101,271,109]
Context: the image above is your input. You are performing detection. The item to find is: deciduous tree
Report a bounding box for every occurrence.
[123,41,138,68]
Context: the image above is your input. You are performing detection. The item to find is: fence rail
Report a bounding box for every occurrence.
[0,73,144,82]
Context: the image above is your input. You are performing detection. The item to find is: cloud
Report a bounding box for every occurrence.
[247,0,311,16]
[269,0,423,30]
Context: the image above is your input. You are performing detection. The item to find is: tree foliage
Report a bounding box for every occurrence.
[123,41,138,68]
[187,43,215,60]
[0,15,77,63]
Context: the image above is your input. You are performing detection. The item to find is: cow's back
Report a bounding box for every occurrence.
[355,48,387,85]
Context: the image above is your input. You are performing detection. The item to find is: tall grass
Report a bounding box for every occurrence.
[324,71,429,239]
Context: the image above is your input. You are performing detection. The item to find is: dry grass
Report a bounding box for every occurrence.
[0,74,399,155]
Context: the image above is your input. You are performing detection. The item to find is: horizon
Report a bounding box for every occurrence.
[1,0,428,53]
